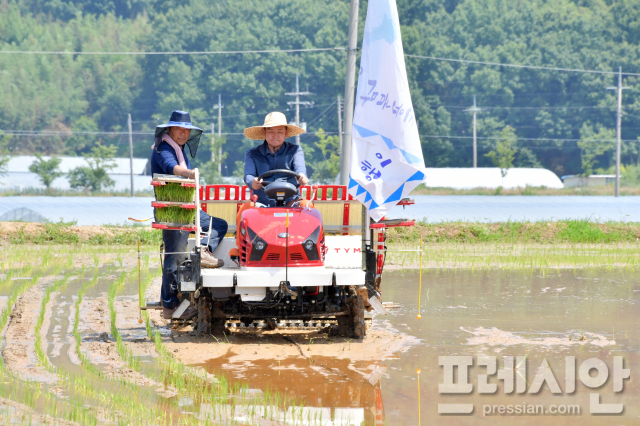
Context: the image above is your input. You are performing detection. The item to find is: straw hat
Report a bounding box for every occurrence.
[243,112,306,140]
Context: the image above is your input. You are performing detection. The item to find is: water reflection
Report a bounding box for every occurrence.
[197,269,640,425]
[198,355,384,425]
[384,269,640,425]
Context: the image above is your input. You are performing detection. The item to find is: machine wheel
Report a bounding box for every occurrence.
[196,294,212,338]
[337,295,366,338]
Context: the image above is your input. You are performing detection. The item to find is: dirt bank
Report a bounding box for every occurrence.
[461,326,616,349]
[0,396,78,426]
[0,222,160,245]
[77,294,163,387]
[3,277,59,383]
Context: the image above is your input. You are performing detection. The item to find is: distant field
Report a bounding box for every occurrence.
[384,219,640,269]
[386,219,640,244]
[410,184,640,196]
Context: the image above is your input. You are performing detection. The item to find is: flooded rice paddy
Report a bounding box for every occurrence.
[0,244,639,425]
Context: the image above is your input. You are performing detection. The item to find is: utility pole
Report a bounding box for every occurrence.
[607,67,629,197]
[340,0,360,185]
[286,74,313,145]
[211,123,215,162]
[127,113,134,197]
[464,96,483,168]
[213,95,223,174]
[337,95,343,154]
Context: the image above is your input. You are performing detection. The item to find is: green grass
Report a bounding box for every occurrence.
[1,220,162,245]
[409,183,640,196]
[386,241,640,270]
[386,219,640,244]
[154,182,195,203]
[154,206,196,224]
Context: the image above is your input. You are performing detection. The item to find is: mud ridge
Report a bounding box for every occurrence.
[78,294,165,388]
[0,396,79,426]
[3,277,59,383]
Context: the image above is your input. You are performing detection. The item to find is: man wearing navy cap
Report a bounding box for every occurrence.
[151,110,228,320]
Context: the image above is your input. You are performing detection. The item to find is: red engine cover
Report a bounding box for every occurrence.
[238,207,325,267]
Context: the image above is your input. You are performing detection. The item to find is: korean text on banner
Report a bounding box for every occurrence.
[348,0,426,222]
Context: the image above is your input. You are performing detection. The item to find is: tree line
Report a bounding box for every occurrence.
[2,0,640,183]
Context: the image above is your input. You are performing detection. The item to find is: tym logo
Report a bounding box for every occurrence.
[438,356,630,415]
[332,248,361,253]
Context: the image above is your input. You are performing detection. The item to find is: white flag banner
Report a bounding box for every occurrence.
[348,0,426,222]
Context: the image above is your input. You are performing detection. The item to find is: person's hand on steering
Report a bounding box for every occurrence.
[297,174,309,186]
[251,177,263,190]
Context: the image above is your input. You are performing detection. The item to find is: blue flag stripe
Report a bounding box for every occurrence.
[383,183,405,204]
[354,124,422,164]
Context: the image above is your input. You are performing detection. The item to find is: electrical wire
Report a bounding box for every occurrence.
[3,45,638,77]
[303,101,338,127]
[419,134,637,143]
[0,47,340,55]
[0,130,339,138]
[405,54,640,76]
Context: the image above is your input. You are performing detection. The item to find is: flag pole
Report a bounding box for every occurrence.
[340,0,360,185]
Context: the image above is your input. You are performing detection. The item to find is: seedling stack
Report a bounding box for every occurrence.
[151,174,198,229]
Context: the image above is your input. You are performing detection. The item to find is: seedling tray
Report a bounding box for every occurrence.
[151,201,197,209]
[152,222,197,232]
[151,181,196,188]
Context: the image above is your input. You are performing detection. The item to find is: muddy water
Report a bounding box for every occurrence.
[198,270,640,425]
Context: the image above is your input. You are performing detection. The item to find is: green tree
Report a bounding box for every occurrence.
[8,0,640,179]
[29,154,63,189]
[68,144,117,192]
[232,160,245,179]
[199,135,228,185]
[485,126,517,177]
[577,124,616,177]
[0,156,8,178]
[307,129,340,183]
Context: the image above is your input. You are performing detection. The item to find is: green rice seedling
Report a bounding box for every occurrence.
[35,273,73,373]
[154,206,197,224]
[155,182,195,203]
[73,268,100,372]
[108,270,141,371]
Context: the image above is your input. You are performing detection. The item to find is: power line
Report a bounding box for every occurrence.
[0,47,340,55]
[130,102,335,123]
[405,54,640,77]
[3,45,638,77]
[425,105,614,111]
[419,134,639,143]
[304,101,338,128]
[1,130,340,138]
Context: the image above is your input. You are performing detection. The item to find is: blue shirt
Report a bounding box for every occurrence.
[244,141,307,205]
[150,141,191,176]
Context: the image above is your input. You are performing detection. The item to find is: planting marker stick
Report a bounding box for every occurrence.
[417,236,423,320]
[138,241,143,324]
[417,368,421,425]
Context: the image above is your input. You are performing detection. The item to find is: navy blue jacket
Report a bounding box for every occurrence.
[150,142,191,176]
[244,141,306,205]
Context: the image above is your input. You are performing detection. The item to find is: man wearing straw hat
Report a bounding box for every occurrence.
[151,110,228,320]
[243,112,309,206]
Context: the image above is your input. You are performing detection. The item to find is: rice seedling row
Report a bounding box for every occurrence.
[23,256,169,425]
[387,242,640,271]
